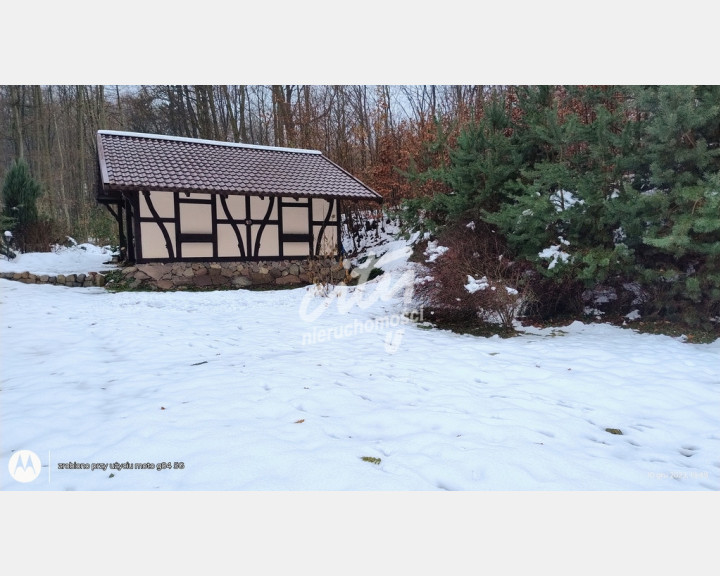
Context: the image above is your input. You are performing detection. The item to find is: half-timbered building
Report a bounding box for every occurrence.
[95,130,382,264]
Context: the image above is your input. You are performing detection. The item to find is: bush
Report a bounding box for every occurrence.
[21,217,65,253]
[415,219,535,331]
[523,269,586,322]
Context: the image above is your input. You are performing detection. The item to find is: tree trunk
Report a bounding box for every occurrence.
[10,85,25,160]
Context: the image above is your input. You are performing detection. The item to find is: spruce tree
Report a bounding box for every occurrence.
[1,159,42,251]
[484,86,636,285]
[631,85,720,323]
[397,92,519,230]
[399,85,720,328]
[2,159,41,230]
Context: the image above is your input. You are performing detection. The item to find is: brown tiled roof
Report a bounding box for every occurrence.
[96,130,382,202]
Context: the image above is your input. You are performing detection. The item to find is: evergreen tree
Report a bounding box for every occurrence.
[630,85,720,323]
[400,85,720,328]
[398,92,520,230]
[484,86,637,285]
[1,158,42,251]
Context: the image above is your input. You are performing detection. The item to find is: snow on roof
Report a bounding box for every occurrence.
[97,130,322,155]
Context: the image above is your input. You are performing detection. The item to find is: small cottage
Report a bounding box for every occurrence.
[95,130,383,267]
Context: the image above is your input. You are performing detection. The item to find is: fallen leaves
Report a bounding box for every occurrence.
[361,456,381,465]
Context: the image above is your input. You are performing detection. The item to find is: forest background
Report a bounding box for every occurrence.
[1,85,718,331]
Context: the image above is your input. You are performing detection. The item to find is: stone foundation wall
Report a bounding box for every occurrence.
[122,259,347,290]
[0,258,350,291]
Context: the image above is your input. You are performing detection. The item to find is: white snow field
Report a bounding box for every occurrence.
[1,239,719,491]
[0,239,117,275]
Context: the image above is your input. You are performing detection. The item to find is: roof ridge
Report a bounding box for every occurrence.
[97,130,322,155]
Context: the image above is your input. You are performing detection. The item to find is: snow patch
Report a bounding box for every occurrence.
[0,243,117,275]
[550,190,584,211]
[625,309,641,321]
[465,275,489,293]
[424,241,449,263]
[538,238,571,270]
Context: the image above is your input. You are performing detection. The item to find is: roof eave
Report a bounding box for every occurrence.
[319,154,384,203]
[98,183,381,202]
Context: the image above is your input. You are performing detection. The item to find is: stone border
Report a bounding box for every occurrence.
[0,270,107,287]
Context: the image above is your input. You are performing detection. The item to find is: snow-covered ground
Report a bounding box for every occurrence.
[0,240,117,275]
[2,237,718,492]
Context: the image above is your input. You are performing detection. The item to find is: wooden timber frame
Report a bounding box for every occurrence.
[97,189,343,264]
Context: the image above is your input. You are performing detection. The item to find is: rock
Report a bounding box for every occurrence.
[94,274,106,287]
[231,276,252,287]
[136,264,166,281]
[275,274,301,285]
[156,279,173,290]
[122,266,137,276]
[194,274,213,287]
[76,273,86,283]
[57,274,66,284]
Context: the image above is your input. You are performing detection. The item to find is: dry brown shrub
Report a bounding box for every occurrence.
[14,217,64,253]
[415,219,535,331]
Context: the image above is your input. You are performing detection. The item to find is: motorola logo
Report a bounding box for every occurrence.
[8,450,42,483]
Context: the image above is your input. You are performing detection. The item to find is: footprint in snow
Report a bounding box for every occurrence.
[679,445,699,457]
